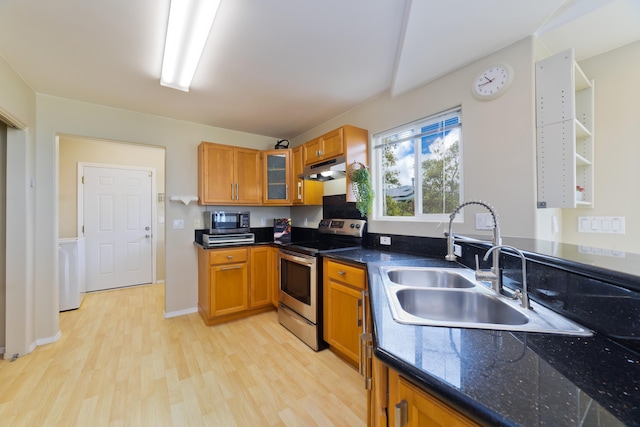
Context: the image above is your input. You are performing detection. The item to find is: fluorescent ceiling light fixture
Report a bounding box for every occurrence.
[161,0,221,92]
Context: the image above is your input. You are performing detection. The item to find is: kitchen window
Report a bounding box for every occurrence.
[372,107,463,221]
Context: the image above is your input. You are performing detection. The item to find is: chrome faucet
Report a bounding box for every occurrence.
[480,245,531,309]
[445,200,502,292]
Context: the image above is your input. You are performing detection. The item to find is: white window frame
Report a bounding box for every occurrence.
[372,107,463,222]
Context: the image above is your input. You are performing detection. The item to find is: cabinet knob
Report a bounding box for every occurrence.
[227,255,234,259]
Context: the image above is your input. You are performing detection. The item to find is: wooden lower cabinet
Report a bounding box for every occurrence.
[197,246,275,326]
[249,246,273,308]
[376,362,479,427]
[323,258,367,367]
[270,247,279,307]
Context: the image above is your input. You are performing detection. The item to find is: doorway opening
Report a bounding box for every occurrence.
[58,135,166,298]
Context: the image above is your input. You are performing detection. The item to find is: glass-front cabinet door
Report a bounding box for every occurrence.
[262,149,291,205]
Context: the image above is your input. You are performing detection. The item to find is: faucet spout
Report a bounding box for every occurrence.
[483,245,530,310]
[445,200,502,291]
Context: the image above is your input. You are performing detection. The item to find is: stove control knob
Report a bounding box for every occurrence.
[355,224,361,229]
[350,224,355,228]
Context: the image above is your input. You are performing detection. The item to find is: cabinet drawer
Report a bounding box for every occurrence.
[326,260,365,289]
[209,248,248,265]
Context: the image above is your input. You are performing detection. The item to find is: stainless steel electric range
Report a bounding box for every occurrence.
[277,218,366,350]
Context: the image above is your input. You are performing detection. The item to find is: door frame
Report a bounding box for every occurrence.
[77,162,157,285]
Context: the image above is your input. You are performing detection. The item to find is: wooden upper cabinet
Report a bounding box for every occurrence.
[303,127,344,165]
[292,146,322,205]
[235,147,262,205]
[198,142,234,204]
[262,149,292,205]
[198,142,262,205]
[300,125,369,203]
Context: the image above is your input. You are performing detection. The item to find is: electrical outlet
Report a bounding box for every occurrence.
[261,217,266,226]
[194,219,201,228]
[380,236,391,245]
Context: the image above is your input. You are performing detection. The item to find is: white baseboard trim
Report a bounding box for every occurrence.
[36,330,62,347]
[164,307,198,319]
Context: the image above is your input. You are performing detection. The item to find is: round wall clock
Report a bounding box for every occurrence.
[472,64,513,100]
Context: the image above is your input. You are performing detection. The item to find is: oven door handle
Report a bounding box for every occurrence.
[279,249,315,265]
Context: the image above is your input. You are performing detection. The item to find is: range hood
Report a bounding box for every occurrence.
[299,156,347,181]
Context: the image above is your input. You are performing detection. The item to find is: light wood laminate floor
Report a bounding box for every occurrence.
[0,284,367,426]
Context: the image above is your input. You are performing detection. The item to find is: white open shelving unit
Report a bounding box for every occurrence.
[536,48,594,209]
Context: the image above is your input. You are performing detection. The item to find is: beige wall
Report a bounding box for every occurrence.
[291,38,539,241]
[0,53,37,357]
[35,94,276,334]
[58,136,166,281]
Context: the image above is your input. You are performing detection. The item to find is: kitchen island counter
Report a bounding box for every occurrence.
[323,248,640,426]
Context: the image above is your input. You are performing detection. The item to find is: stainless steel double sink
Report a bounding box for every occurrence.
[379,266,592,336]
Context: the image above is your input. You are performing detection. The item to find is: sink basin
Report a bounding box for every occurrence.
[385,267,475,288]
[397,289,528,325]
[379,266,592,336]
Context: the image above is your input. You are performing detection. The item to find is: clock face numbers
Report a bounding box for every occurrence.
[474,65,511,99]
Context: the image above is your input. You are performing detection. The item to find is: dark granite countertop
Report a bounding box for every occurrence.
[323,249,640,427]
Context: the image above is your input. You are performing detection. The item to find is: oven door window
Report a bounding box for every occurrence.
[281,258,311,305]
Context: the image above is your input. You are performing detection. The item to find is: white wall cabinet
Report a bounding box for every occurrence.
[536,48,594,209]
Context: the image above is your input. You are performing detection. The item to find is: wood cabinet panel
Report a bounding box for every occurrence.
[198,142,262,205]
[209,247,248,265]
[270,247,279,307]
[235,148,262,205]
[197,246,274,326]
[326,281,363,365]
[320,127,344,159]
[303,127,344,165]
[292,146,322,205]
[198,142,234,204]
[326,261,366,289]
[211,263,248,316]
[323,258,367,367]
[387,368,480,427]
[250,246,272,308]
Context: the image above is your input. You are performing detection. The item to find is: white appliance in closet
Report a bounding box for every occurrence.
[58,237,86,311]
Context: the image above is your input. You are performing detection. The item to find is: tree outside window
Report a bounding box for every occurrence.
[375,108,462,219]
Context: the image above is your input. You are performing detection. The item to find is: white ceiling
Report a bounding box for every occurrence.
[0,0,638,139]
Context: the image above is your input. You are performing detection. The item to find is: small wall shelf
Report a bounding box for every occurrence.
[536,48,594,209]
[169,195,199,205]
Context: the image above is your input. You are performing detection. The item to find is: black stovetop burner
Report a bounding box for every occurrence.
[282,218,366,257]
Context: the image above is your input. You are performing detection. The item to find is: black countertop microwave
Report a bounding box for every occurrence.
[204,211,250,234]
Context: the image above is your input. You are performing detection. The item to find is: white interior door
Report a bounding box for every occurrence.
[83,166,153,291]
